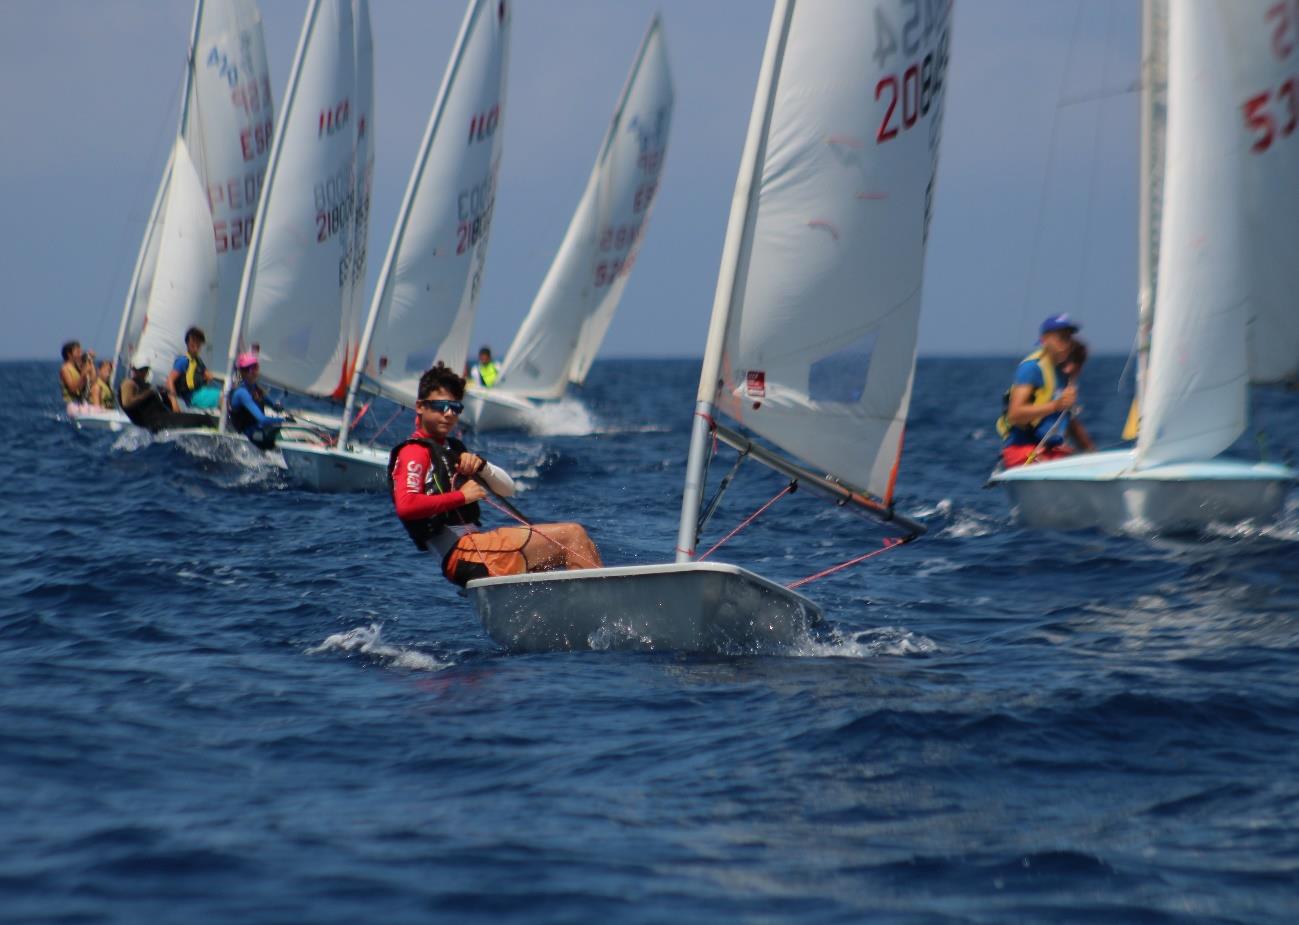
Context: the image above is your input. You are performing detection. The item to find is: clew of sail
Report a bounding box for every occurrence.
[709,0,951,503]
[354,0,510,408]
[1136,1,1249,469]
[130,140,220,373]
[496,17,673,399]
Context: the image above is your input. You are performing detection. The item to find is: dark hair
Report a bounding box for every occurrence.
[478,346,492,358]
[1068,340,1088,368]
[417,362,466,401]
[184,326,206,344]
[61,340,80,361]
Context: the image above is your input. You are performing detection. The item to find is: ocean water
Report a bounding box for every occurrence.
[4,356,1298,924]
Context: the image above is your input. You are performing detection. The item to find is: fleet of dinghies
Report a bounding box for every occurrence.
[989,0,1298,533]
[64,0,1297,654]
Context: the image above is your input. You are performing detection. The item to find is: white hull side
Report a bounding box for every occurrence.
[468,561,822,654]
[279,442,389,492]
[66,406,136,433]
[990,449,1294,533]
[461,388,541,432]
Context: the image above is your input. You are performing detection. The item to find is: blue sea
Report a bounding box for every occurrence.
[4,356,1298,924]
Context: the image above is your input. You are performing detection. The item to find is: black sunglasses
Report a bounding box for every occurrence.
[419,399,464,415]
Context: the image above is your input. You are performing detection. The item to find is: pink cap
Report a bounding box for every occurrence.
[236,351,260,369]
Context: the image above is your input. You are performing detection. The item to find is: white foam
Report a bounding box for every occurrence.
[306,622,451,672]
[520,397,600,436]
[792,624,938,659]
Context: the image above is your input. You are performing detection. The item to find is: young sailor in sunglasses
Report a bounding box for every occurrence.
[389,363,602,586]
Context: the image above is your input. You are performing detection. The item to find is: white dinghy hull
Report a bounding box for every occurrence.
[279,442,389,492]
[990,449,1295,533]
[67,407,136,433]
[461,388,540,433]
[468,561,822,654]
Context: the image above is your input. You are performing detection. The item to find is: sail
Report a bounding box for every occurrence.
[707,0,951,501]
[1222,0,1299,384]
[130,140,220,373]
[114,0,274,378]
[1136,1,1249,468]
[335,0,375,399]
[496,17,673,399]
[360,0,510,406]
[231,0,358,396]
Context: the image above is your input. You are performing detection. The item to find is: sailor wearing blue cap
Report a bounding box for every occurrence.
[995,314,1096,468]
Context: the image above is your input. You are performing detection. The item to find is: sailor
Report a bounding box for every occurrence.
[996,313,1096,468]
[59,341,89,407]
[389,362,601,586]
[168,327,221,410]
[119,364,216,432]
[89,360,116,409]
[227,352,286,449]
[469,346,499,388]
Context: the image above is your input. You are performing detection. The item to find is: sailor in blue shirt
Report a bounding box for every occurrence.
[996,314,1095,467]
[227,352,285,449]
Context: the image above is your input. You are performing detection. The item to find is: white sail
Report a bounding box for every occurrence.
[359,0,510,406]
[114,0,274,378]
[130,140,220,374]
[707,0,951,501]
[335,0,375,400]
[1136,1,1249,468]
[230,0,358,396]
[1220,0,1299,384]
[496,17,673,399]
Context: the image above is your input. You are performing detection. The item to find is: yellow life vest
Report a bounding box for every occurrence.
[996,348,1057,439]
[478,361,499,388]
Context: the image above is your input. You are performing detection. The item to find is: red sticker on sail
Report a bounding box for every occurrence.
[746,371,766,397]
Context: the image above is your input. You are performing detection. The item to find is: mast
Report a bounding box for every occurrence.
[220,0,323,433]
[111,0,206,387]
[1133,0,1166,428]
[674,0,794,563]
[336,0,485,447]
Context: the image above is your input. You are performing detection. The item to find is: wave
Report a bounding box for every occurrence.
[306,622,451,672]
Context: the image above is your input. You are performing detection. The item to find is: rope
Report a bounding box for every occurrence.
[349,400,372,431]
[475,488,601,569]
[786,536,910,591]
[366,406,404,447]
[696,481,796,561]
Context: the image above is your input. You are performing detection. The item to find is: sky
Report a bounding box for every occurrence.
[0,0,1141,362]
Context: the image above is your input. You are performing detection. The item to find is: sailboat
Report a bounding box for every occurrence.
[990,0,1297,533]
[461,16,673,433]
[278,0,511,491]
[468,0,951,653]
[215,0,372,452]
[82,0,274,433]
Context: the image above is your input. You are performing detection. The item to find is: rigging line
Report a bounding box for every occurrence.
[1017,0,1089,341]
[476,491,601,569]
[697,448,747,537]
[1073,0,1120,316]
[365,405,405,448]
[786,535,911,591]
[1058,81,1139,107]
[696,481,796,562]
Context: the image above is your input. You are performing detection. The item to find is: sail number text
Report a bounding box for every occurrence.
[315,165,355,244]
[468,104,501,145]
[1244,3,1299,153]
[457,173,497,255]
[874,6,950,145]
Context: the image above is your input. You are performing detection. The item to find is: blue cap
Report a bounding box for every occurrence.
[1040,313,1080,336]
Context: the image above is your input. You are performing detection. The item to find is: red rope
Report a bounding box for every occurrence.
[786,536,909,590]
[349,399,372,430]
[366,406,405,447]
[697,483,795,561]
